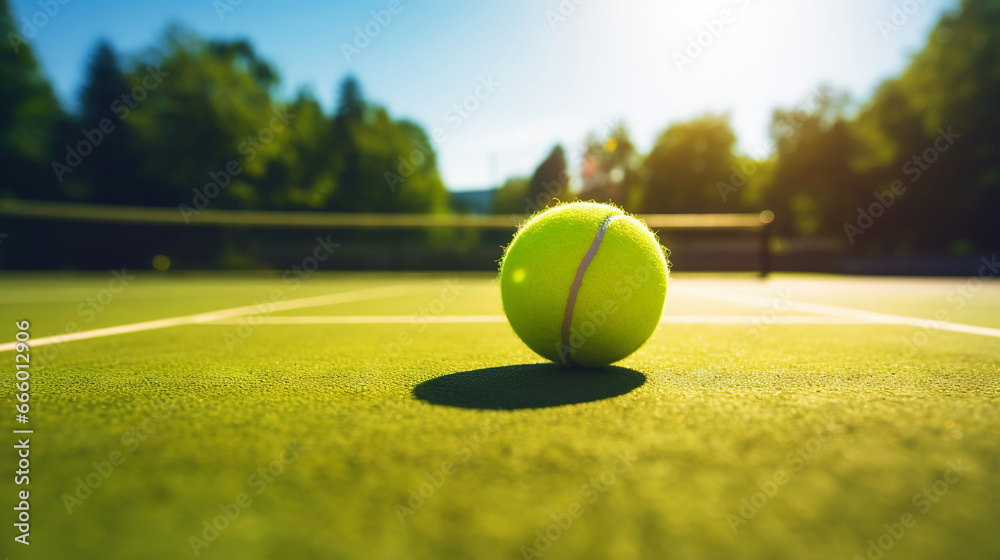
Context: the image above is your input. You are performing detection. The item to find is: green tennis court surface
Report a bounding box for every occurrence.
[3,272,999,559]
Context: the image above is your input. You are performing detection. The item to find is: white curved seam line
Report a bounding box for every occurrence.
[560,214,623,363]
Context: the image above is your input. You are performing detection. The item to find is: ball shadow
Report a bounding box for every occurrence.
[413,363,646,410]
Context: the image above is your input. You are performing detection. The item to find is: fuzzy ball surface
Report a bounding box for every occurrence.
[499,202,669,367]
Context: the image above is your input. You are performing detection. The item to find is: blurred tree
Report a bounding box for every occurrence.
[264,90,338,209]
[330,76,448,213]
[490,176,530,214]
[389,119,449,213]
[578,123,642,210]
[71,40,144,204]
[734,154,775,212]
[525,145,569,212]
[0,0,64,200]
[330,76,364,210]
[763,87,858,236]
[336,76,365,120]
[491,146,569,214]
[125,28,282,209]
[641,115,737,213]
[79,42,129,128]
[4,0,995,262]
[852,0,1000,252]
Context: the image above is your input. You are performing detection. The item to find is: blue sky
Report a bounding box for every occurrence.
[12,0,958,190]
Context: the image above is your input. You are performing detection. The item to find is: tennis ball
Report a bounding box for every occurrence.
[499,202,669,367]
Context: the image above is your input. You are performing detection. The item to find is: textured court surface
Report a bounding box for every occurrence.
[1,272,999,559]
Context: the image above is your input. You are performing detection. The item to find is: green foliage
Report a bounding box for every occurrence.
[764,88,858,236]
[264,91,337,209]
[726,0,998,252]
[641,115,737,213]
[525,145,569,211]
[120,28,281,208]
[1,0,998,256]
[0,0,64,200]
[0,14,449,217]
[331,78,448,214]
[490,176,530,214]
[850,0,1000,251]
[491,145,570,215]
[578,123,642,210]
[70,41,143,204]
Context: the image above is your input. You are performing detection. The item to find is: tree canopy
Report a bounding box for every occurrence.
[1,0,996,255]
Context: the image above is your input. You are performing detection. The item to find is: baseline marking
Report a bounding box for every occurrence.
[678,286,1000,339]
[205,314,878,325]
[6,284,998,353]
[0,285,413,352]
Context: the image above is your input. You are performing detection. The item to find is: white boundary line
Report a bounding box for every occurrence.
[678,286,1000,339]
[4,284,999,353]
[210,315,507,324]
[0,285,413,352]
[205,314,875,325]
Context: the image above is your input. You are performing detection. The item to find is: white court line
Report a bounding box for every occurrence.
[5,284,999,352]
[0,285,413,352]
[676,285,1000,339]
[663,315,872,325]
[210,315,506,324]
[206,314,874,325]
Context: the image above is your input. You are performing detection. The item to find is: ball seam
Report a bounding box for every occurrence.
[558,213,623,364]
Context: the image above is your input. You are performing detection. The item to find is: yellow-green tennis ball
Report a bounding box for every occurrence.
[499,202,669,367]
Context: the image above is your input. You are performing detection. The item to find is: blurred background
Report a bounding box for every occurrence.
[0,0,996,273]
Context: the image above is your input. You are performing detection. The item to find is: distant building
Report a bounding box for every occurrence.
[450,189,496,214]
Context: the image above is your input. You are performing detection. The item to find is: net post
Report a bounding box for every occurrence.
[758,211,773,278]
